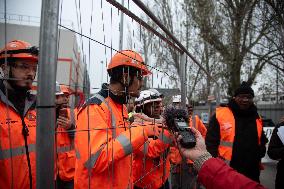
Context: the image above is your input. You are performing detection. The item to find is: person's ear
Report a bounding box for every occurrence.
[0,64,4,78]
[0,64,10,78]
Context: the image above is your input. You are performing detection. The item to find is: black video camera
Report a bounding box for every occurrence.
[163,106,196,148]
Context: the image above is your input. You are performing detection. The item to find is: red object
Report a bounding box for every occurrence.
[0,96,37,189]
[56,108,75,181]
[107,50,151,75]
[198,158,266,189]
[132,117,172,189]
[0,40,38,62]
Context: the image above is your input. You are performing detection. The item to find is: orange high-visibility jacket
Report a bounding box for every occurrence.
[56,108,76,181]
[132,115,172,189]
[74,93,151,189]
[216,107,263,163]
[169,115,207,165]
[0,90,37,189]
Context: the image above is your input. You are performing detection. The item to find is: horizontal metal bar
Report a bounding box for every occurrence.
[105,0,183,53]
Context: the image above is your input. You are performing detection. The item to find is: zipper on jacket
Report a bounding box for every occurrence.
[21,117,33,189]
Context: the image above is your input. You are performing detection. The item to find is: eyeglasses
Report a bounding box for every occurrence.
[13,63,38,72]
[236,94,253,100]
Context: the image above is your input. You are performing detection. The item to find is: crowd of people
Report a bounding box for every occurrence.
[0,40,283,189]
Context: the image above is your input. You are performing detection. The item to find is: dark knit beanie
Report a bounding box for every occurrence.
[234,81,254,97]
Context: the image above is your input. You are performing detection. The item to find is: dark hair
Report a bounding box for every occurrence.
[108,65,141,84]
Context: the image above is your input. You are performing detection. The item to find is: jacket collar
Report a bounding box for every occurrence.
[0,81,36,117]
[98,83,127,105]
[228,99,258,118]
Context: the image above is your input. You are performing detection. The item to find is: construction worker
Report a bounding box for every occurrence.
[74,50,160,189]
[172,95,183,108]
[187,104,207,138]
[0,40,38,189]
[132,89,172,189]
[55,82,76,189]
[170,95,207,189]
[206,81,267,182]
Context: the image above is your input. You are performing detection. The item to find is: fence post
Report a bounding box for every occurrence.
[180,53,186,108]
[36,0,59,188]
[119,0,125,50]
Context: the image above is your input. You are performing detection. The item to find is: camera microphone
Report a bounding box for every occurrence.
[163,106,196,148]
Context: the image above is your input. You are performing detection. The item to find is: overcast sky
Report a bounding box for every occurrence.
[1,0,169,93]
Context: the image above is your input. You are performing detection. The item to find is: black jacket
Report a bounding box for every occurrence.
[205,100,268,182]
[267,121,284,189]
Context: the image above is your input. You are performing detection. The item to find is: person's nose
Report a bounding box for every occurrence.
[26,67,37,78]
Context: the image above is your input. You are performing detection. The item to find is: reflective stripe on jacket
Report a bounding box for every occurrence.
[74,93,149,189]
[0,90,37,189]
[56,108,76,181]
[132,115,172,189]
[216,107,263,163]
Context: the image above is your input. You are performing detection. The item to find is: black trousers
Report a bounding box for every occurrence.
[171,163,200,189]
[56,176,74,189]
[134,179,170,189]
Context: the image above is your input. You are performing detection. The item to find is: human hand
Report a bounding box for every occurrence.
[57,116,72,130]
[176,127,207,161]
[143,124,160,137]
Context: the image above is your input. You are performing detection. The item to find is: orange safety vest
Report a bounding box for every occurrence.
[132,116,172,189]
[0,91,37,189]
[190,115,207,138]
[216,107,263,163]
[169,115,207,165]
[74,93,149,189]
[56,108,76,181]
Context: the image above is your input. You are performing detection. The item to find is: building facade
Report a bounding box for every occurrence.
[0,19,90,106]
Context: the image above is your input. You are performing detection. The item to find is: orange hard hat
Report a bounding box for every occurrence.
[60,84,73,95]
[107,50,151,75]
[0,40,38,63]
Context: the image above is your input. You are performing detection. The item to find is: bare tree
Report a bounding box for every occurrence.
[184,0,282,96]
[264,0,284,43]
[137,15,156,88]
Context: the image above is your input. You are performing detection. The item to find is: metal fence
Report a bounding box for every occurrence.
[1,0,212,189]
[194,103,284,125]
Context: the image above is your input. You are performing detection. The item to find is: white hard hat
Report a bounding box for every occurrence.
[172,95,189,104]
[55,81,64,95]
[172,95,181,103]
[135,89,163,107]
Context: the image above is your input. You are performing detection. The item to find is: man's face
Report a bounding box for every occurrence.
[234,94,254,110]
[173,102,181,108]
[128,74,144,98]
[127,100,135,112]
[144,101,162,119]
[9,59,37,90]
[55,94,69,107]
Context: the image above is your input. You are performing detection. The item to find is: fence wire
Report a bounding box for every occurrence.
[1,0,284,189]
